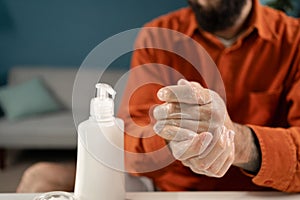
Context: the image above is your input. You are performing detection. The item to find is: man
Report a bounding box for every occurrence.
[17,0,300,192]
[118,0,300,192]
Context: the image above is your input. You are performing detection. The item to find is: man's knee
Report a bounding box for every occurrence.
[17,162,55,193]
[22,162,52,181]
[17,162,75,193]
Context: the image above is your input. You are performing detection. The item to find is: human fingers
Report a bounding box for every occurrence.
[169,132,213,160]
[157,79,212,105]
[190,146,231,177]
[212,150,235,178]
[154,123,224,161]
[188,142,225,169]
[182,127,230,166]
[153,124,198,141]
[184,128,235,177]
[153,102,212,121]
[196,126,234,159]
[182,159,215,177]
[154,119,218,135]
[153,101,227,131]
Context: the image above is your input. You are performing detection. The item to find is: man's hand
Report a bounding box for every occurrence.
[153,79,260,177]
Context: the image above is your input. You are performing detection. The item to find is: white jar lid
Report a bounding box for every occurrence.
[34,191,76,200]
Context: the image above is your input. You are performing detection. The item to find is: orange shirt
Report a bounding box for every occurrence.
[118,0,300,192]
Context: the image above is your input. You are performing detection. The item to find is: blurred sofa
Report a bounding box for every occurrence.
[0,66,155,191]
[0,66,127,165]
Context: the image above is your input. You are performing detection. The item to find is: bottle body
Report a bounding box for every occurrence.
[74,117,125,200]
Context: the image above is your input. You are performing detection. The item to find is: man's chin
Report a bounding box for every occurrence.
[188,0,248,34]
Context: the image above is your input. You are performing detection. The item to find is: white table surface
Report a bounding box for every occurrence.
[0,192,300,200]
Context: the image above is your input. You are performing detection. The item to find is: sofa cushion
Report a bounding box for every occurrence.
[0,78,62,120]
[0,111,77,149]
[8,67,78,110]
[8,66,128,112]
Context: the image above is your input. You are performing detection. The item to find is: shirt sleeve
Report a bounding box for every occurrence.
[248,54,300,192]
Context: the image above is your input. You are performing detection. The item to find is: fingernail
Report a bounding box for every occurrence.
[203,133,213,147]
[177,79,189,85]
[153,123,164,133]
[157,88,166,100]
[153,105,168,120]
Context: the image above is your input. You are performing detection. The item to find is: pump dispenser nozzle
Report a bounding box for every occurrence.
[90,83,116,121]
[96,83,116,100]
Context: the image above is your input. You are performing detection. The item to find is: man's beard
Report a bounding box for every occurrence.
[188,0,248,33]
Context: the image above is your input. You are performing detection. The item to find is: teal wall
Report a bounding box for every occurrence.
[1,0,299,86]
[260,0,300,16]
[0,0,187,85]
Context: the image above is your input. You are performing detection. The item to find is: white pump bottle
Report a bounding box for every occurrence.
[74,83,125,200]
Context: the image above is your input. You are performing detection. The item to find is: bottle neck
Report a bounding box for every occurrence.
[89,115,115,122]
[90,98,114,121]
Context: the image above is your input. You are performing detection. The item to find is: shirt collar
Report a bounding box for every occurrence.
[185,8,199,37]
[249,0,278,41]
[185,0,277,41]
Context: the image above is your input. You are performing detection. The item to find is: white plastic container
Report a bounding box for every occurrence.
[74,83,125,200]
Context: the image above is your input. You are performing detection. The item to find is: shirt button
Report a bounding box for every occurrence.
[264,180,274,185]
